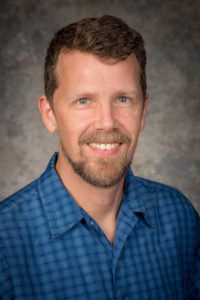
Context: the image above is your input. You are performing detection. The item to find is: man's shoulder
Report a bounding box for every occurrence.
[131,174,199,225]
[134,175,184,199]
[125,170,199,220]
[134,174,186,200]
[0,153,58,214]
[134,175,172,189]
[0,179,39,220]
[0,177,45,248]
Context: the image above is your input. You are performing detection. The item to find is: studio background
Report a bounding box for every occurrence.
[0,0,200,213]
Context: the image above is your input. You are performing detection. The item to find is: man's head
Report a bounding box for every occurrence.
[39,16,148,188]
[44,15,146,107]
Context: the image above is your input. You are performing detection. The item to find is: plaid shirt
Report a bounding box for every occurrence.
[0,153,199,299]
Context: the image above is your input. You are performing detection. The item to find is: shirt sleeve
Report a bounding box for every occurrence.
[0,245,14,299]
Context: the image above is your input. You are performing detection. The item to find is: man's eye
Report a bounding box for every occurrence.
[118,96,128,103]
[78,98,88,104]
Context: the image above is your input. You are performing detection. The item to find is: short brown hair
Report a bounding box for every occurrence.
[44,15,146,106]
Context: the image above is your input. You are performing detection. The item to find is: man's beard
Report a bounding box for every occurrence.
[61,130,132,188]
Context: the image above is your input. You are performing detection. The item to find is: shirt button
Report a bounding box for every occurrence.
[90,221,94,225]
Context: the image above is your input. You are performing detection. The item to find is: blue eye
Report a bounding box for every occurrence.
[78,98,88,104]
[118,96,128,103]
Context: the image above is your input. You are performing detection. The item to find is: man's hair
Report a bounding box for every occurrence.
[44,15,146,106]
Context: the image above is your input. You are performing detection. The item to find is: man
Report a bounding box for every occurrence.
[0,15,199,299]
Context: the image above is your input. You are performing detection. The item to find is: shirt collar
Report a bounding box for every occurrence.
[122,168,155,229]
[38,153,83,239]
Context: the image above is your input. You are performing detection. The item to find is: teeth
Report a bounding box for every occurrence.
[89,143,119,150]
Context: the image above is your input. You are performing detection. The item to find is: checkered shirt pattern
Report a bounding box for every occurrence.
[0,153,199,299]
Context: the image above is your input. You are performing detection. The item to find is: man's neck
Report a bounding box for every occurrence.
[56,154,125,244]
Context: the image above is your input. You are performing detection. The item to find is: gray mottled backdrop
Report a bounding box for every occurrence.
[0,0,200,212]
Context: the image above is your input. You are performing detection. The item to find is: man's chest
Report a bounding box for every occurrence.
[9,217,189,300]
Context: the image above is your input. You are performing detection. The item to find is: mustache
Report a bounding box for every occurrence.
[78,130,131,145]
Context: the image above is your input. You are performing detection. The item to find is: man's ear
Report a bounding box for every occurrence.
[38,95,57,133]
[140,93,149,131]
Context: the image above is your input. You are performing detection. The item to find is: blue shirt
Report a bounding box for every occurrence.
[0,153,199,300]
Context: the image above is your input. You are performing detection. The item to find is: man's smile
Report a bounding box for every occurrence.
[87,143,122,157]
[89,143,120,150]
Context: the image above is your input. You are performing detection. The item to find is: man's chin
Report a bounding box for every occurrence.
[77,170,125,188]
[70,159,132,188]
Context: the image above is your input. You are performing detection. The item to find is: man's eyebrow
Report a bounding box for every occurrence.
[113,89,138,95]
[71,90,138,99]
[69,92,99,99]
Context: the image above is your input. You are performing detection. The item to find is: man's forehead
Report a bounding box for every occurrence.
[57,50,138,68]
[55,51,140,88]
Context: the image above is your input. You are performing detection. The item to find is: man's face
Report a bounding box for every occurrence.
[46,51,148,187]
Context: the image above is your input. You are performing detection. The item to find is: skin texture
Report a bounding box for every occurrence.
[39,51,148,243]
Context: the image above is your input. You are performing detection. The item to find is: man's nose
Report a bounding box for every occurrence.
[94,102,117,131]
